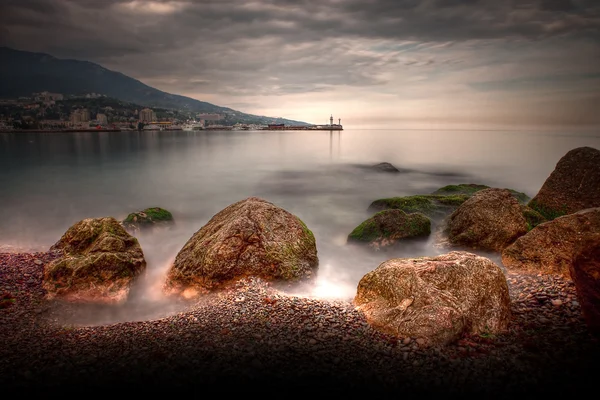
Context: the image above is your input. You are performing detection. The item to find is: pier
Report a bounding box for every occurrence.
[263,114,343,130]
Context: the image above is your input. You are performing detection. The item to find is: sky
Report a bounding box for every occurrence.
[1,0,599,129]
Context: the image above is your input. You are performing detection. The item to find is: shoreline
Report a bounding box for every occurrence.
[1,250,599,395]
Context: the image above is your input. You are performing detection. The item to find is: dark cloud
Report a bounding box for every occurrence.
[0,0,599,125]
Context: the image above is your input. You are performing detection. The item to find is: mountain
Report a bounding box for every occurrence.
[0,47,310,126]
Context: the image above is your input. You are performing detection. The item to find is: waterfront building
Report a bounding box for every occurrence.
[96,113,108,125]
[70,108,90,124]
[140,108,156,123]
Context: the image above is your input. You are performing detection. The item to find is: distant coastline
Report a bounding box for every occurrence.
[1,125,344,133]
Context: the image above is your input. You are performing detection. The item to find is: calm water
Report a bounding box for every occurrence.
[1,128,599,325]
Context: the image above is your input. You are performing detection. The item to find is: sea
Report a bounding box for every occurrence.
[1,127,599,325]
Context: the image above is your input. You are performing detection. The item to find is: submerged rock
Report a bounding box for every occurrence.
[354,251,511,347]
[367,194,470,220]
[528,146,600,220]
[122,207,174,233]
[43,217,146,304]
[432,183,530,204]
[164,197,318,297]
[371,162,400,173]
[445,188,528,252]
[347,209,430,251]
[501,207,600,278]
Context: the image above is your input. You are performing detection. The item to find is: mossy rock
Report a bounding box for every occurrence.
[122,207,174,231]
[431,184,491,196]
[163,197,318,296]
[432,183,530,204]
[348,209,431,250]
[367,194,470,219]
[43,217,146,304]
[527,199,569,221]
[521,205,547,231]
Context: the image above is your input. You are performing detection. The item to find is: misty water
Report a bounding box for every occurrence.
[1,128,599,326]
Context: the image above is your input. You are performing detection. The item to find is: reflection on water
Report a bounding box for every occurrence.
[1,128,599,325]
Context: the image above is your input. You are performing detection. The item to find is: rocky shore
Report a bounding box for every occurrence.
[1,250,598,396]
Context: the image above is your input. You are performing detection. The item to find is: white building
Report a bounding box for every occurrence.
[139,108,156,123]
[70,108,90,124]
[96,113,108,125]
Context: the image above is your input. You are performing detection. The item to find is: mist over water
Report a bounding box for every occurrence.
[1,128,599,325]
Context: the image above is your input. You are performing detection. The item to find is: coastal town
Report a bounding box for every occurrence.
[0,91,343,132]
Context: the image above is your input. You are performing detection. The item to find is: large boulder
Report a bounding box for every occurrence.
[501,208,600,278]
[43,217,146,304]
[445,188,528,252]
[354,251,511,346]
[121,207,174,233]
[571,241,600,335]
[164,197,318,297]
[347,209,430,251]
[528,146,600,220]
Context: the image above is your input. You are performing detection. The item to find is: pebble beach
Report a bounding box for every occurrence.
[1,250,598,397]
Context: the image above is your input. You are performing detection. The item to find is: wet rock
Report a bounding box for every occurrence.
[432,183,529,204]
[43,217,146,304]
[528,146,600,220]
[354,251,511,346]
[367,194,470,221]
[121,207,174,233]
[371,162,400,173]
[502,208,600,277]
[445,188,528,252]
[347,209,431,250]
[163,197,318,296]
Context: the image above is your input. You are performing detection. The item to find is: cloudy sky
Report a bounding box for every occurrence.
[1,0,599,128]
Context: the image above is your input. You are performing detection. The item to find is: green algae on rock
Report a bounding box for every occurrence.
[43,217,146,304]
[367,194,470,219]
[164,197,318,297]
[122,207,174,232]
[432,183,530,204]
[348,209,431,250]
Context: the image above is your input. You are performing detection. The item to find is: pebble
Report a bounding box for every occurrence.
[1,251,598,395]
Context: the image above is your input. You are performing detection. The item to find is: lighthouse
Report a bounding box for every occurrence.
[330,114,333,126]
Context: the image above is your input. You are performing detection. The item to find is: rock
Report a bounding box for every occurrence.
[431,183,491,196]
[521,205,547,231]
[122,207,174,233]
[367,194,470,220]
[354,251,511,346]
[163,197,318,296]
[371,162,400,173]
[432,183,530,204]
[347,209,431,250]
[570,240,600,335]
[445,188,528,252]
[501,208,600,278]
[528,146,600,220]
[43,217,146,304]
